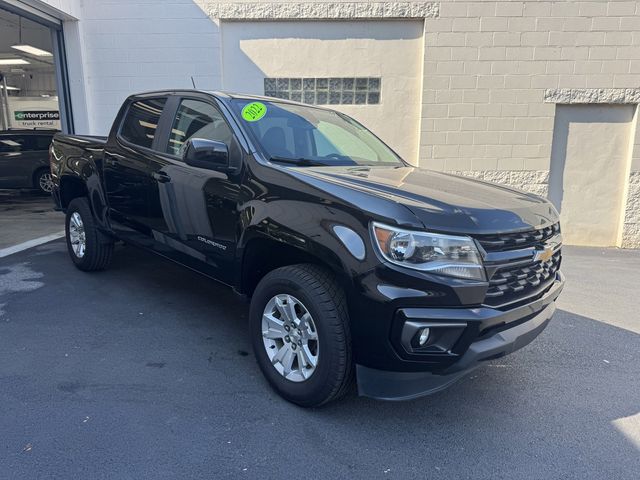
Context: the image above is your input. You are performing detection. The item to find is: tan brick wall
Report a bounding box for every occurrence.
[418,1,640,247]
[420,0,640,174]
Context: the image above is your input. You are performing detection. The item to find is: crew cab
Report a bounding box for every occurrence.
[50,90,564,406]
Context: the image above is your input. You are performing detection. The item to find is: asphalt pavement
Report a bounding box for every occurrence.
[0,240,638,479]
[0,190,63,250]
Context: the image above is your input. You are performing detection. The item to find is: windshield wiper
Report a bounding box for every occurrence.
[269,156,327,167]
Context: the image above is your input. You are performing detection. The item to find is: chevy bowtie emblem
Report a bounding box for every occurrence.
[533,246,554,263]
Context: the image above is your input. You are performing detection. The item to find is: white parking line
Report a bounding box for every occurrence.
[0,231,65,259]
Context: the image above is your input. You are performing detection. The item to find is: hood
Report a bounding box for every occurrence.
[292,166,559,234]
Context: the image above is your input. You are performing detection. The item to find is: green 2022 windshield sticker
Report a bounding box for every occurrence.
[241,102,267,122]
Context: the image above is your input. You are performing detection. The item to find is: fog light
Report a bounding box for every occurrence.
[418,328,430,346]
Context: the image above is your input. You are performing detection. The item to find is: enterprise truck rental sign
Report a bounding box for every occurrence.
[14,110,60,128]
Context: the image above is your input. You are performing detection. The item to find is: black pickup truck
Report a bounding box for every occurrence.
[50,90,564,406]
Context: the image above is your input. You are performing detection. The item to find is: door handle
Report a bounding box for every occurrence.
[104,156,118,166]
[152,171,171,183]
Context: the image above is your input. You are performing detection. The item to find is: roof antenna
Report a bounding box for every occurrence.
[191,76,197,89]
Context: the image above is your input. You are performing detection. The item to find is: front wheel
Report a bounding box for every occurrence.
[249,264,354,407]
[65,197,114,271]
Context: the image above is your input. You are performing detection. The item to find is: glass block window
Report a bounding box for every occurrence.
[264,77,382,105]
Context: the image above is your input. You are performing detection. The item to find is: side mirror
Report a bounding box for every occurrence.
[183,138,229,171]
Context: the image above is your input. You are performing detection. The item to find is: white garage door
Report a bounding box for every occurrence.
[221,20,424,164]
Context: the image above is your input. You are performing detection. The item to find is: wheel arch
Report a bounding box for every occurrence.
[59,175,89,210]
[238,235,352,298]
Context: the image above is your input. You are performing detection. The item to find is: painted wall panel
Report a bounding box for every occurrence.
[221,20,424,164]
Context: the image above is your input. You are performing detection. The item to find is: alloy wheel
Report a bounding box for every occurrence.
[261,294,319,382]
[69,212,86,258]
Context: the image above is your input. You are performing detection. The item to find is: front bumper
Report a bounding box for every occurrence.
[355,272,563,400]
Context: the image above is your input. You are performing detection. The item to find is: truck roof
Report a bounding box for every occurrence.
[125,89,323,110]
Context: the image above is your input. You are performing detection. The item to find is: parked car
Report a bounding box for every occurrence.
[0,129,57,194]
[50,90,564,406]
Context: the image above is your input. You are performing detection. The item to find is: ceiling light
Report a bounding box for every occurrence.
[11,45,53,57]
[0,85,21,91]
[0,59,30,65]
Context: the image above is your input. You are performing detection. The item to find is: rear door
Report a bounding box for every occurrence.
[144,95,244,283]
[103,96,169,240]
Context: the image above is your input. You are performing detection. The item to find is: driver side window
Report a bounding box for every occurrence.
[167,99,233,157]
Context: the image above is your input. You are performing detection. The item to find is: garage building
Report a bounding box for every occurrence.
[1,0,639,248]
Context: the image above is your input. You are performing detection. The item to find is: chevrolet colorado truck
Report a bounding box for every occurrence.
[50,90,564,406]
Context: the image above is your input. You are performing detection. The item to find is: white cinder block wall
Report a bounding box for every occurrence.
[35,0,640,247]
[73,0,223,133]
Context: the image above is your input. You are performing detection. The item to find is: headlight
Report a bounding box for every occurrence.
[371,222,486,281]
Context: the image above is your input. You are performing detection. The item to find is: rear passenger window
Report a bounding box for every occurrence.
[119,97,167,149]
[166,99,233,156]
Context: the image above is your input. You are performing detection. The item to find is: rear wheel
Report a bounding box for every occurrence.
[65,197,113,271]
[250,264,354,407]
[35,169,54,194]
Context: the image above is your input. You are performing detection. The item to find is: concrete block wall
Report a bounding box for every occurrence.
[420,1,640,247]
[78,0,223,133]
[421,1,640,170]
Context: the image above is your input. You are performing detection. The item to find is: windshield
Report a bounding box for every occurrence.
[231,99,405,167]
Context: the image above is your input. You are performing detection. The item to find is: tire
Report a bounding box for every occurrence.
[250,264,354,407]
[35,168,54,194]
[65,197,114,271]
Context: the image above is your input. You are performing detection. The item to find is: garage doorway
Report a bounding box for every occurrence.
[548,104,636,247]
[220,20,424,164]
[0,6,67,131]
[0,4,69,249]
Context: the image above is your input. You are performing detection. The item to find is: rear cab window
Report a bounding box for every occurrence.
[119,97,168,149]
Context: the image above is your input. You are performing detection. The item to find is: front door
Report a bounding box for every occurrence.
[146,97,242,284]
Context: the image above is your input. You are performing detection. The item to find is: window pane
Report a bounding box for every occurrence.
[0,136,24,153]
[120,98,167,149]
[167,99,233,157]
